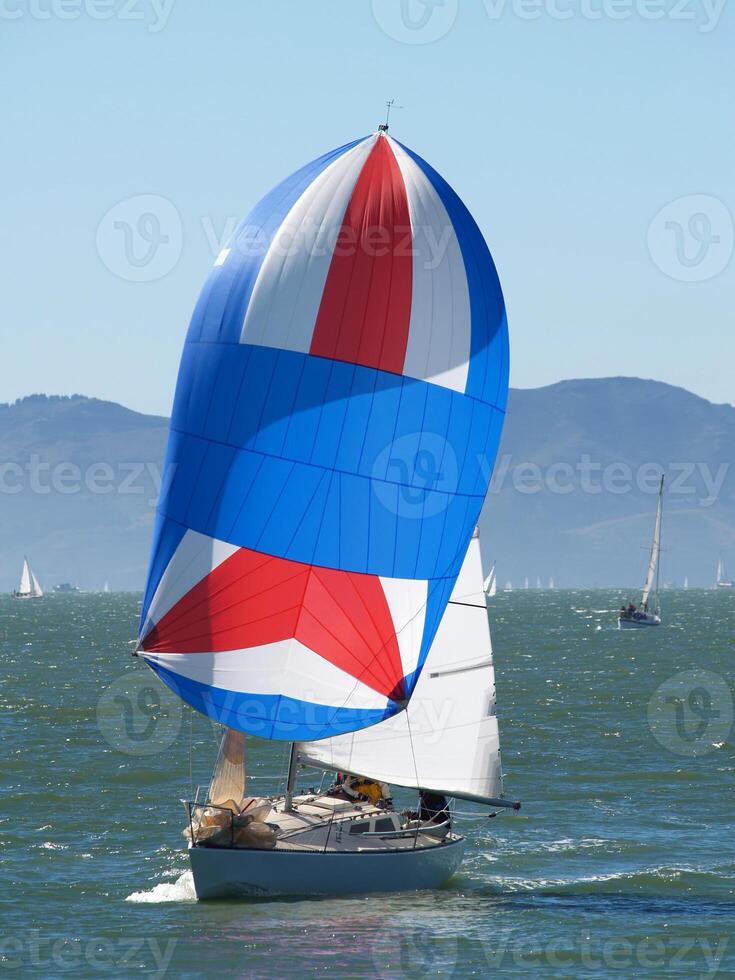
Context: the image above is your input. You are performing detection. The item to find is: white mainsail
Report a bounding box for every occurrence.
[640,477,664,612]
[299,529,508,806]
[483,562,497,598]
[18,559,32,596]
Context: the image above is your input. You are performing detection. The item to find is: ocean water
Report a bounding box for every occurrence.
[1,590,733,978]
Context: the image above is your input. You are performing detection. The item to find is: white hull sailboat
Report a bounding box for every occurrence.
[483,561,497,598]
[715,558,733,589]
[133,126,514,899]
[11,558,43,599]
[174,529,517,899]
[619,477,664,629]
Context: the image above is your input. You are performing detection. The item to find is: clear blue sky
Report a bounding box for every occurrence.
[1,0,732,415]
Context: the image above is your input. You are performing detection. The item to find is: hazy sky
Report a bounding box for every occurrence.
[1,0,732,415]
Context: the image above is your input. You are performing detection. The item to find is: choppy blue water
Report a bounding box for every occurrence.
[1,590,733,978]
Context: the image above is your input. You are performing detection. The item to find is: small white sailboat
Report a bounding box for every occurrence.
[483,561,497,598]
[715,558,733,589]
[684,577,689,590]
[504,580,513,592]
[11,558,43,599]
[103,581,110,593]
[524,577,530,590]
[549,577,555,590]
[618,477,664,629]
[536,575,542,590]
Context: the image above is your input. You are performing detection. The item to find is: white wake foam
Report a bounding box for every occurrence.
[126,871,196,903]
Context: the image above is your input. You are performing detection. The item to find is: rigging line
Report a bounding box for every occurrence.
[404,708,422,852]
[188,709,194,803]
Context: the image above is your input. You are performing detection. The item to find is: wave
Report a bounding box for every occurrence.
[125,870,196,903]
[482,864,731,896]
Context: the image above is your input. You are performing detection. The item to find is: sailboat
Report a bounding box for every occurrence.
[715,558,733,589]
[103,581,110,593]
[618,477,664,629]
[133,125,513,899]
[524,577,530,590]
[684,577,689,590]
[11,558,43,599]
[504,580,513,592]
[549,577,555,590]
[483,561,497,598]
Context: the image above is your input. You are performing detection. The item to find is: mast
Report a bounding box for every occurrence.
[284,743,299,812]
[641,476,664,612]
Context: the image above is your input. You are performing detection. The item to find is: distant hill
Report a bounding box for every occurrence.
[0,382,733,591]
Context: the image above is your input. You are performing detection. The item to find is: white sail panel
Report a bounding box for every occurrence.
[30,572,43,598]
[641,479,663,610]
[299,531,505,803]
[19,559,31,596]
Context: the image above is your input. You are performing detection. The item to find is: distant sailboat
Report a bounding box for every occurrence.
[12,558,43,599]
[536,576,542,590]
[103,581,110,593]
[549,577,555,590]
[504,581,513,592]
[524,577,530,590]
[483,562,497,598]
[684,577,689,590]
[618,477,664,629]
[715,558,733,589]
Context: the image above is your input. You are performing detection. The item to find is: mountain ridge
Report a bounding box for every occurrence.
[1,380,733,591]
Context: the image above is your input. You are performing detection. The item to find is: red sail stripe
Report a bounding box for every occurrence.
[142,547,405,701]
[309,134,413,375]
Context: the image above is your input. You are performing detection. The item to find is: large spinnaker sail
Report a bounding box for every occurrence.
[299,530,505,803]
[641,477,664,611]
[138,132,509,741]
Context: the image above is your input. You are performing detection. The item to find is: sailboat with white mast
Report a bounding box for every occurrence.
[483,560,497,598]
[618,477,664,629]
[133,124,515,898]
[715,558,733,589]
[11,558,43,599]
